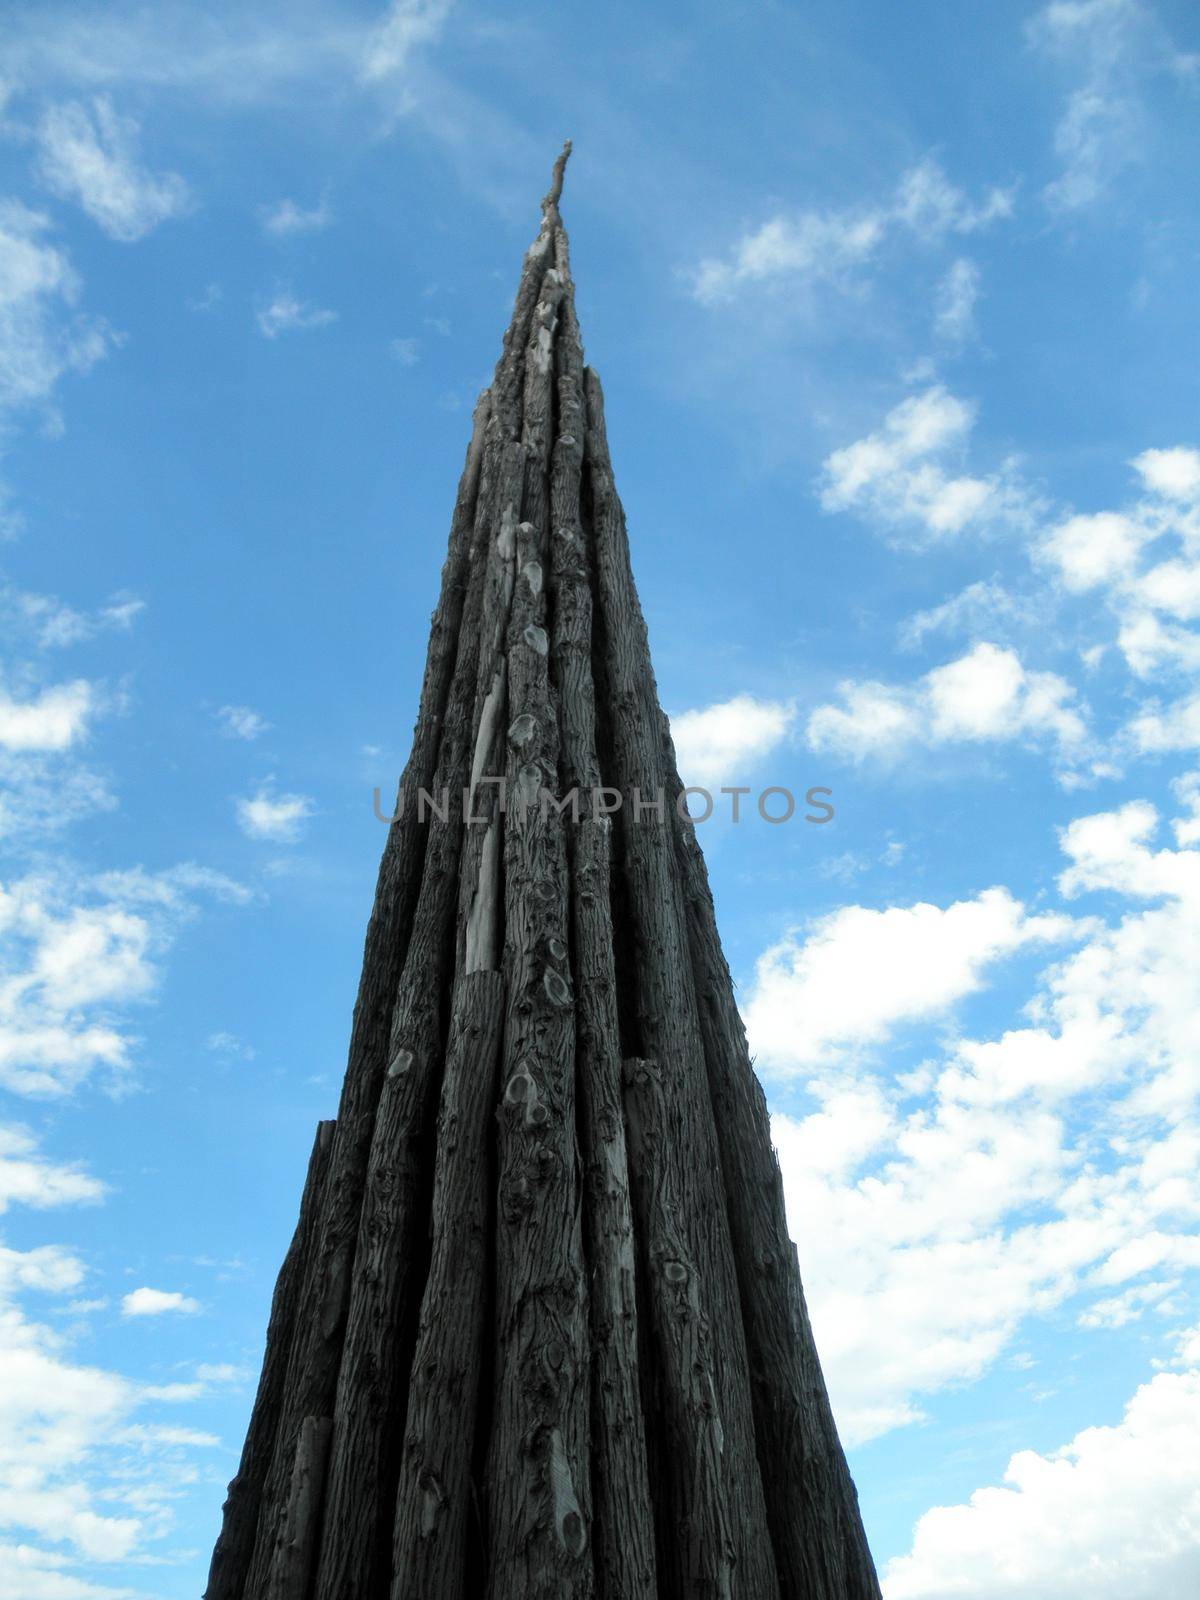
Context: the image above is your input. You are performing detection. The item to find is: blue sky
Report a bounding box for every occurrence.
[1,1,1199,1595]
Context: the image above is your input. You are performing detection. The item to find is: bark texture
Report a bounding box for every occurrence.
[207,142,881,1600]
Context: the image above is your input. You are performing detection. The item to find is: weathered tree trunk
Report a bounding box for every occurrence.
[207,143,881,1600]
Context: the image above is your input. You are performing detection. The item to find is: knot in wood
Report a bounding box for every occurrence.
[663,1260,689,1285]
[387,1047,414,1079]
[546,936,567,963]
[522,622,548,656]
[526,1101,549,1128]
[542,968,572,1008]
[508,713,538,748]
[521,559,543,597]
[505,1070,534,1104]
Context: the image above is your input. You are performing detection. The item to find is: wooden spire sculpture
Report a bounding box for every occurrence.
[205,144,881,1600]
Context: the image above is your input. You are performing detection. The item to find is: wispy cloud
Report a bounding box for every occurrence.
[215,704,270,741]
[260,196,332,237]
[933,256,981,343]
[256,289,337,339]
[34,96,190,241]
[690,157,1013,305]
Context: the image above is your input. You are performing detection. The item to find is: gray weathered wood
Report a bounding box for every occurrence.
[390,969,505,1600]
[584,366,779,1597]
[265,1416,333,1600]
[664,740,881,1600]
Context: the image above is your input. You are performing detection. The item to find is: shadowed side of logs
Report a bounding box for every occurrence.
[204,1121,335,1600]
[264,1416,333,1600]
[664,741,882,1600]
[584,366,778,1599]
[390,970,505,1600]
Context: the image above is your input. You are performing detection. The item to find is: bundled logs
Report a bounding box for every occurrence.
[206,144,881,1600]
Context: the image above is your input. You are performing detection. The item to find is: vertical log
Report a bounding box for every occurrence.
[623,1057,737,1600]
[390,969,505,1600]
[485,502,592,1597]
[549,278,656,1599]
[584,367,778,1598]
[205,1121,335,1600]
[664,744,881,1600]
[264,1416,334,1600]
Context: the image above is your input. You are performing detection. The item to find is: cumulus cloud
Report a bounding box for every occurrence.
[255,290,337,339]
[0,1127,103,1215]
[883,1371,1200,1598]
[806,641,1090,775]
[669,694,795,788]
[235,784,314,841]
[819,386,1034,544]
[762,797,1200,1444]
[690,158,1012,305]
[0,681,95,753]
[35,97,190,242]
[747,888,1075,1076]
[119,1287,200,1317]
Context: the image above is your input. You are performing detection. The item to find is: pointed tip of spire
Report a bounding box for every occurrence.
[541,140,572,222]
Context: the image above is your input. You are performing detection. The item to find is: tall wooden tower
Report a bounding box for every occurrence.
[205,144,881,1600]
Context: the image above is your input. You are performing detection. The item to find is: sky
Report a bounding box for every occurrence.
[0,0,1198,1595]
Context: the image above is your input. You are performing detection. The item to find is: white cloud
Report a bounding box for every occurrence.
[669,694,794,788]
[1132,445,1200,502]
[0,681,94,752]
[0,201,112,417]
[933,256,981,343]
[819,386,1033,544]
[1,587,144,649]
[899,579,1041,649]
[0,1128,103,1215]
[361,0,456,81]
[883,1371,1200,1599]
[1029,0,1194,214]
[806,642,1089,773]
[235,785,314,841]
[0,863,249,1097]
[35,97,190,242]
[762,798,1200,1443]
[255,290,337,339]
[690,159,1012,305]
[745,887,1075,1075]
[119,1288,199,1317]
[260,196,331,237]
[206,1030,255,1062]
[215,704,270,741]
